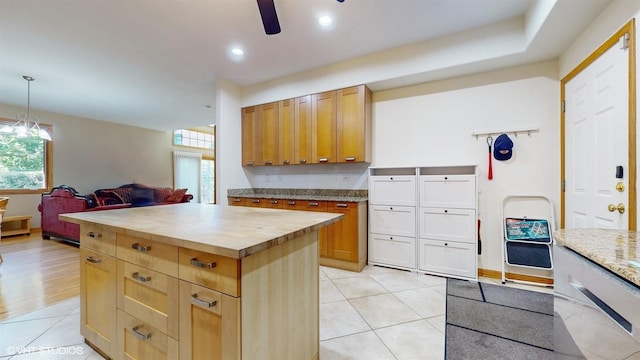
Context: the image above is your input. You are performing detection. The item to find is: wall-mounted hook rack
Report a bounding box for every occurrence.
[471,126,539,139]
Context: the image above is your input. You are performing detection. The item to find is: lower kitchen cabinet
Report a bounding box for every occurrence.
[80,248,117,358]
[228,196,367,271]
[179,281,240,360]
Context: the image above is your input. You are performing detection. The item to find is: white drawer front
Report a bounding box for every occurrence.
[369,176,416,206]
[369,234,416,269]
[419,208,476,243]
[419,175,476,208]
[370,205,416,237]
[419,239,476,279]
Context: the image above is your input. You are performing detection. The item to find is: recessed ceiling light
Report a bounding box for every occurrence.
[231,48,244,56]
[318,16,333,27]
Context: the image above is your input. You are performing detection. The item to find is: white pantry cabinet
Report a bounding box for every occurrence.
[368,166,478,280]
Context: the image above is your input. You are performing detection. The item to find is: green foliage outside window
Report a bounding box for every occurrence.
[0,132,46,190]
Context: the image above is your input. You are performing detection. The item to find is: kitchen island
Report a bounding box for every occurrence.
[553,229,640,358]
[61,203,343,360]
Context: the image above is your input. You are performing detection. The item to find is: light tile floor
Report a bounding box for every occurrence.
[0,265,551,360]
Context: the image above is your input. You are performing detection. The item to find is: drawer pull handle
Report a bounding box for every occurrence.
[191,293,217,308]
[131,326,151,340]
[86,256,102,264]
[444,210,448,213]
[132,272,151,283]
[319,158,329,163]
[390,236,393,240]
[190,258,217,269]
[288,201,296,205]
[390,177,393,180]
[299,159,307,164]
[87,232,101,238]
[131,243,151,252]
[283,160,290,165]
[271,200,278,204]
[309,202,319,207]
[444,176,448,180]
[264,160,273,165]
[390,207,393,210]
[252,199,261,203]
[233,199,242,203]
[246,161,254,166]
[345,157,356,161]
[336,203,348,208]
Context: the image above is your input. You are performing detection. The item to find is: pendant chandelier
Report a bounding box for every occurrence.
[0,75,51,140]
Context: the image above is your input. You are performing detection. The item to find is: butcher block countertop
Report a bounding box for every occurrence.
[554,228,640,287]
[61,203,343,259]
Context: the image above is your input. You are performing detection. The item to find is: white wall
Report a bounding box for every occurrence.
[372,60,560,274]
[0,103,200,227]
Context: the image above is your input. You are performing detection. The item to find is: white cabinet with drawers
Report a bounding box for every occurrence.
[368,168,417,270]
[368,166,478,280]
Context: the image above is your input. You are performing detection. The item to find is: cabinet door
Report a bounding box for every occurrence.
[419,208,476,244]
[419,175,476,209]
[419,239,476,279]
[369,233,416,269]
[80,248,117,358]
[337,85,370,163]
[116,310,179,360]
[369,175,416,206]
[241,106,261,166]
[327,202,358,262]
[179,281,240,360]
[279,99,295,165]
[299,201,329,257]
[295,95,312,165]
[311,90,336,164]
[369,205,416,237]
[260,102,279,166]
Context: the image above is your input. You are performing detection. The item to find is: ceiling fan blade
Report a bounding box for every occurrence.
[257,0,281,35]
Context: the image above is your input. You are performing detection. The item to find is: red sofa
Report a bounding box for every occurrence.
[38,184,193,245]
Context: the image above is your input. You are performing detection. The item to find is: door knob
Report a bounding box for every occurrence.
[608,203,625,214]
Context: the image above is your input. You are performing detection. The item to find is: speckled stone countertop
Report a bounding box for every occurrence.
[554,228,640,287]
[227,188,368,202]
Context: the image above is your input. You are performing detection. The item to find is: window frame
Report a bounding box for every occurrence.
[0,118,53,195]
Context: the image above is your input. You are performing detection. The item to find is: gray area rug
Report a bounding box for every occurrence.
[445,278,554,359]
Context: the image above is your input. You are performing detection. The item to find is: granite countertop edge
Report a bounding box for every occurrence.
[227,188,368,202]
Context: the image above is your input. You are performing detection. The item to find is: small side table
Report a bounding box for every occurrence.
[1,215,31,238]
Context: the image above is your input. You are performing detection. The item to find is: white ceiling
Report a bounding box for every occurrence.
[0,0,611,132]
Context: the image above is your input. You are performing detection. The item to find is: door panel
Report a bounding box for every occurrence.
[564,34,630,230]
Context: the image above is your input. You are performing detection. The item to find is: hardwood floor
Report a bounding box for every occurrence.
[0,231,79,321]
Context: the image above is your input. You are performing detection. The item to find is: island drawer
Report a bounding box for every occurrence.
[116,260,179,339]
[80,224,117,257]
[117,235,179,277]
[116,309,178,360]
[179,248,240,297]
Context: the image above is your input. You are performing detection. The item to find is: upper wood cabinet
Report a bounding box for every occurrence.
[279,99,295,165]
[337,85,372,163]
[242,85,371,166]
[311,90,337,164]
[260,102,279,166]
[294,95,312,165]
[241,106,261,166]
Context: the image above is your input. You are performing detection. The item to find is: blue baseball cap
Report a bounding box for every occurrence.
[493,134,513,161]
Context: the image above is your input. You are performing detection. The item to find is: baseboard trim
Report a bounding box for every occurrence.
[478,268,554,285]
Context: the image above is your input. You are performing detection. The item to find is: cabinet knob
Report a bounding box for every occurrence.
[299,159,307,164]
[319,158,329,163]
[271,200,278,205]
[252,199,261,203]
[390,236,393,240]
[264,160,273,165]
[246,161,254,166]
[445,243,448,246]
[283,160,290,165]
[390,207,393,210]
[444,176,448,180]
[444,209,448,213]
[288,201,296,205]
[390,177,394,180]
[345,157,356,161]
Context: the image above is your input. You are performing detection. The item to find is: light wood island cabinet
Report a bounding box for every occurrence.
[63,204,341,360]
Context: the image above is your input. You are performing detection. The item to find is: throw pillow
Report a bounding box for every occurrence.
[130,186,156,207]
[165,188,188,203]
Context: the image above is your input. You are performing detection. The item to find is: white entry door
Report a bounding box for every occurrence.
[564,35,629,229]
